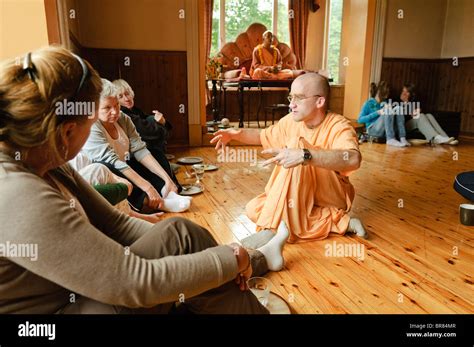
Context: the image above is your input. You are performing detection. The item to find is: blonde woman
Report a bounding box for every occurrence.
[0,46,287,314]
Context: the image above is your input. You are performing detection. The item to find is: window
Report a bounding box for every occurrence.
[211,0,291,58]
[325,0,344,84]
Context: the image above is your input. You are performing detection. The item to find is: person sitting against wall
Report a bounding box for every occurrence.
[0,46,287,314]
[399,83,458,145]
[112,79,181,185]
[358,81,410,147]
[82,79,190,213]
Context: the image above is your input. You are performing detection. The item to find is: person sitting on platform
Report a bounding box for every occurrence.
[249,31,295,80]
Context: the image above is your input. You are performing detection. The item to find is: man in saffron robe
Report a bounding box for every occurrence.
[211,73,367,244]
[250,31,294,80]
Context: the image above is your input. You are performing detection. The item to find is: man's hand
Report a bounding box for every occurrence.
[210,129,241,150]
[262,148,305,169]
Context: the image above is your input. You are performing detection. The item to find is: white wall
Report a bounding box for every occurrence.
[383,0,473,58]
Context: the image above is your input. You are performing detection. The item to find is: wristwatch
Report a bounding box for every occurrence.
[302,149,312,165]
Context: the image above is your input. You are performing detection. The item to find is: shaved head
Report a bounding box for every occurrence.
[294,73,330,99]
[263,30,273,39]
[289,73,331,125]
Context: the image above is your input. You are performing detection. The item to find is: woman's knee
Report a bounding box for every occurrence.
[158,217,217,249]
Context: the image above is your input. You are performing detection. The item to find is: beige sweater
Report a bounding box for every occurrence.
[0,152,238,313]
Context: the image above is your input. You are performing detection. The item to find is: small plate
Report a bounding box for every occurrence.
[165,154,175,160]
[177,156,204,165]
[250,290,291,314]
[180,185,204,196]
[408,139,429,146]
[193,164,219,172]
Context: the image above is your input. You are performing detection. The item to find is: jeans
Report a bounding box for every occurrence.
[367,113,406,140]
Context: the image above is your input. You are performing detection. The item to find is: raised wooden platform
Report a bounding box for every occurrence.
[166,141,474,314]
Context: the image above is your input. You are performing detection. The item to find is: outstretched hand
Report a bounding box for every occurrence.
[210,129,240,151]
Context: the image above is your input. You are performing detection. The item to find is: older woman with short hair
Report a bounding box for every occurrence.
[82,79,189,213]
[113,78,181,186]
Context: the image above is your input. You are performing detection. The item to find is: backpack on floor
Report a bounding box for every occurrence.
[454,171,474,202]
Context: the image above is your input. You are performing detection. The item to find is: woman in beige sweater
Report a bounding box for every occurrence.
[0,47,288,314]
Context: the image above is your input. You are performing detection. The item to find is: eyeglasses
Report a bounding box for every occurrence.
[287,94,321,104]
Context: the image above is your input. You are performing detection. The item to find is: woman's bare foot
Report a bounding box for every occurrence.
[130,210,164,223]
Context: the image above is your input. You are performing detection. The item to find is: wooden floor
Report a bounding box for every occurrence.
[166,140,474,314]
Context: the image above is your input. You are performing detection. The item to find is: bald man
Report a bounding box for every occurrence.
[250,31,294,80]
[211,73,367,247]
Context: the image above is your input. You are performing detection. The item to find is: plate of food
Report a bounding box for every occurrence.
[204,164,219,171]
[180,185,204,196]
[177,156,204,165]
[408,139,430,146]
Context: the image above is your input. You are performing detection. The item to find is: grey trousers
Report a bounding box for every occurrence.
[61,217,270,314]
[406,113,449,140]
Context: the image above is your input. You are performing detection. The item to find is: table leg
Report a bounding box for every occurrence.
[256,83,263,128]
[238,84,244,128]
[211,80,219,123]
[223,86,227,118]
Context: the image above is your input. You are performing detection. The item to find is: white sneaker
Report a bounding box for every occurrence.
[400,138,411,147]
[386,139,405,147]
[448,139,459,146]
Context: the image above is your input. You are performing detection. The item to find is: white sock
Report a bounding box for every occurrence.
[161,196,191,213]
[168,191,192,201]
[257,221,290,272]
[386,139,405,147]
[400,137,411,147]
[347,218,368,239]
[433,135,452,144]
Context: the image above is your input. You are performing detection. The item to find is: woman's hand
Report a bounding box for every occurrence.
[230,244,252,291]
[144,185,163,210]
[153,110,166,125]
[161,179,178,198]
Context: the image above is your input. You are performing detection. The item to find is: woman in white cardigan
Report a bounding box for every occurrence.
[82,79,191,213]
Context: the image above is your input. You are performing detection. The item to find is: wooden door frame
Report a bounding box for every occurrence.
[44,0,61,45]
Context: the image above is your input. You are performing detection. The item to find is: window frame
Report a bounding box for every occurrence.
[215,0,288,51]
[323,0,345,85]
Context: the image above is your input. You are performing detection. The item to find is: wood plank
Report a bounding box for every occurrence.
[163,141,474,314]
